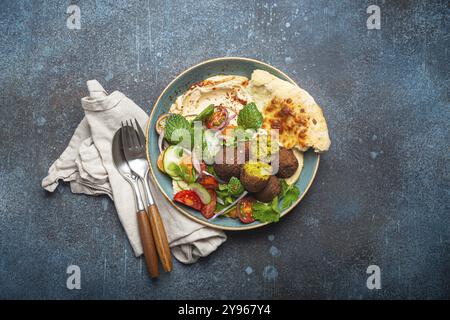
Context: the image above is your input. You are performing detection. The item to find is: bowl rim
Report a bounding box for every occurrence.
[146,56,320,231]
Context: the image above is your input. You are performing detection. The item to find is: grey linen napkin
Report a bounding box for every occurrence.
[42,80,226,264]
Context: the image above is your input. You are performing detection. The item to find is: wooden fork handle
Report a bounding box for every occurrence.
[147,204,173,272]
[137,210,159,278]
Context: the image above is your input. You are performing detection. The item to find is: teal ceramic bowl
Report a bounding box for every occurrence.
[146,57,319,230]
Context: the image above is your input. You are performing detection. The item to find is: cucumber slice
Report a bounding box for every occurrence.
[188,183,211,204]
[163,146,185,177]
[176,180,190,190]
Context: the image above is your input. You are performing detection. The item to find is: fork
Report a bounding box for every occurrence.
[122,119,173,272]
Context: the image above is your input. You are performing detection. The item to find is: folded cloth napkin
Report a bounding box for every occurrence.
[42,80,226,264]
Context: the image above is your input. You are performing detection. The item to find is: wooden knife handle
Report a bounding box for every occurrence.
[147,204,173,272]
[136,210,159,278]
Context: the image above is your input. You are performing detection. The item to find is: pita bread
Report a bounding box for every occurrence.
[248,70,330,152]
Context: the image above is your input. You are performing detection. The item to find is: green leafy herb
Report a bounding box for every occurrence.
[193,104,215,122]
[216,189,229,199]
[218,183,228,191]
[206,165,218,178]
[237,102,263,130]
[215,203,236,215]
[280,179,289,197]
[227,177,244,196]
[170,163,196,184]
[164,114,192,146]
[225,196,234,204]
[280,180,300,210]
[252,197,281,223]
[216,177,245,200]
[271,196,280,212]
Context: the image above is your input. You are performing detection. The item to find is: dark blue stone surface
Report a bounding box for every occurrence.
[0,0,448,299]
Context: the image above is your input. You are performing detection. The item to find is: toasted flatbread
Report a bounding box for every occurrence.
[248,69,330,152]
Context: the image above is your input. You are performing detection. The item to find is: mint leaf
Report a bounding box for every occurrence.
[227,177,244,196]
[237,102,263,130]
[217,178,245,201]
[164,114,191,146]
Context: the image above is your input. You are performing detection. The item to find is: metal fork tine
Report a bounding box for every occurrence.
[134,119,146,148]
[120,118,149,181]
[120,121,128,151]
[123,121,130,151]
[130,119,140,148]
[128,119,140,150]
[126,121,135,151]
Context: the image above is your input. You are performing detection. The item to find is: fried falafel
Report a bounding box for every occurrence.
[254,175,281,203]
[274,147,299,178]
[240,162,271,192]
[213,145,248,181]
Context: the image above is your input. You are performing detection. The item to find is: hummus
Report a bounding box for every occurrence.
[169,75,252,125]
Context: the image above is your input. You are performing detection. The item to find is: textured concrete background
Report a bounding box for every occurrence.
[0,0,449,299]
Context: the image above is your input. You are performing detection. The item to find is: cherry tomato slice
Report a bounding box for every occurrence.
[174,190,202,211]
[226,207,238,219]
[201,189,217,219]
[206,107,228,129]
[238,197,255,224]
[197,175,219,190]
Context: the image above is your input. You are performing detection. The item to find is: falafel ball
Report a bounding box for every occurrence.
[274,147,299,178]
[213,146,245,181]
[240,162,271,193]
[254,175,281,203]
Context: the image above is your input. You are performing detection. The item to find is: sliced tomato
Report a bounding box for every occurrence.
[201,189,217,219]
[206,106,228,129]
[238,197,255,224]
[226,207,238,219]
[174,190,202,211]
[197,175,219,190]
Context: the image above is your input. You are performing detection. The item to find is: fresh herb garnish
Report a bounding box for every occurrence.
[164,114,192,146]
[251,181,300,223]
[237,102,263,130]
[280,180,300,210]
[206,164,218,177]
[252,197,281,223]
[169,163,196,184]
[227,177,244,196]
[193,104,215,122]
[216,177,244,200]
[215,203,236,215]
